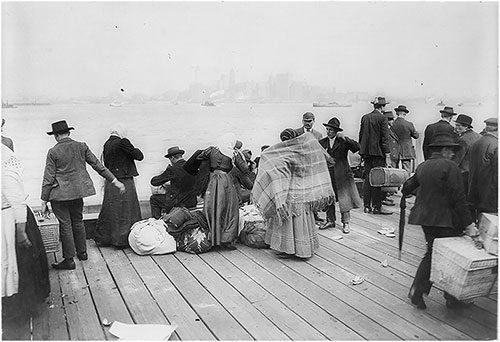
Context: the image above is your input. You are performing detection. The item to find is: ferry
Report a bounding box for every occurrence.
[313,101,352,108]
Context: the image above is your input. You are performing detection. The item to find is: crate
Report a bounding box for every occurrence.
[430,237,498,301]
[38,218,60,253]
[478,213,498,256]
[369,167,408,188]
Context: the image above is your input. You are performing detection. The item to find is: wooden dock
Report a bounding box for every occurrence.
[2,197,497,340]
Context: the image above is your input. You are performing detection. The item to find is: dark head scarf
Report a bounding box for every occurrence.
[280,128,298,142]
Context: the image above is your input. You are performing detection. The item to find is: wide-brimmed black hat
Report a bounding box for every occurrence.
[455,114,473,128]
[47,120,74,135]
[394,105,409,113]
[484,118,498,126]
[370,97,390,105]
[428,133,460,148]
[164,146,185,158]
[439,106,457,116]
[383,111,395,120]
[323,117,343,131]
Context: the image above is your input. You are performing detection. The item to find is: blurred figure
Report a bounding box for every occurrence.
[2,118,14,151]
[254,145,270,169]
[94,125,144,248]
[358,96,392,215]
[150,146,197,218]
[392,105,419,175]
[423,106,457,160]
[319,118,362,233]
[41,120,125,270]
[252,129,334,258]
[384,110,400,168]
[230,148,255,205]
[451,114,481,200]
[197,133,250,250]
[2,145,50,321]
[295,112,323,140]
[468,118,498,220]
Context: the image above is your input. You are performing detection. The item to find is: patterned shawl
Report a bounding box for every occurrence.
[251,133,334,226]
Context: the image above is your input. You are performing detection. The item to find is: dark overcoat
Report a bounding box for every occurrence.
[451,129,481,172]
[422,120,457,160]
[103,136,144,179]
[468,132,498,213]
[319,136,362,212]
[388,126,400,164]
[392,117,419,159]
[407,152,473,230]
[151,159,197,209]
[358,109,390,157]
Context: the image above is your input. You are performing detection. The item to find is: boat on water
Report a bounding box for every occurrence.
[201,101,216,107]
[109,102,123,107]
[2,101,16,108]
[437,100,445,106]
[313,101,352,108]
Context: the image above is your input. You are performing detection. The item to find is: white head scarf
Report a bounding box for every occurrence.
[110,124,128,139]
[217,132,237,158]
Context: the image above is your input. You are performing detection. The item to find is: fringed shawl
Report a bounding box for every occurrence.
[252,133,335,226]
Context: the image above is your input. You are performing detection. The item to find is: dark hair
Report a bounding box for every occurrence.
[280,128,298,141]
[374,103,385,110]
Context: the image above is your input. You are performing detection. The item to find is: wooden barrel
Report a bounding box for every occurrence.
[369,167,408,187]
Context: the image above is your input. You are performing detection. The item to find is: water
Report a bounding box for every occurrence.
[2,100,496,207]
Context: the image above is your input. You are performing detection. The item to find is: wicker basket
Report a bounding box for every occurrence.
[38,218,60,253]
[430,237,498,300]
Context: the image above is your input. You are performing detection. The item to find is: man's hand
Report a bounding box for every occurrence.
[16,223,32,249]
[385,154,392,168]
[465,223,479,237]
[41,201,51,218]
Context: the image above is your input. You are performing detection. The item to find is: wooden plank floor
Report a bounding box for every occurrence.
[2,196,498,340]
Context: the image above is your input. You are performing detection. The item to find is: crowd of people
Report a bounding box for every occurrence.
[1,95,497,319]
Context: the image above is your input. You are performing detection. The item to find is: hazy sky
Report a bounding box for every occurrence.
[1,1,498,99]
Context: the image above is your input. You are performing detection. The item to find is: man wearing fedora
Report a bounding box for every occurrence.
[358,96,392,215]
[392,105,419,175]
[451,114,481,199]
[150,146,197,219]
[41,120,125,270]
[468,118,498,219]
[403,132,476,310]
[423,106,458,160]
[295,112,323,141]
[319,117,362,233]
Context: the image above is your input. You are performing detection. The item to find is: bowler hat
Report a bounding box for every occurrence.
[383,111,395,120]
[439,106,457,116]
[47,120,74,135]
[302,112,315,121]
[370,97,390,105]
[428,133,460,148]
[455,114,473,128]
[394,105,409,113]
[323,117,343,131]
[484,118,498,126]
[164,146,185,158]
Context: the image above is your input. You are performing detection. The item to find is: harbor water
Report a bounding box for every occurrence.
[2,100,496,207]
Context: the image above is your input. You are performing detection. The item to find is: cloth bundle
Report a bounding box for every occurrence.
[177,210,212,254]
[128,219,176,256]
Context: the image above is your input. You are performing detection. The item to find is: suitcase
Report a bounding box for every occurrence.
[369,167,408,192]
[478,213,498,256]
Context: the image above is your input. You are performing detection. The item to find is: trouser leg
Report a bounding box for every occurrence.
[326,202,336,222]
[150,194,167,219]
[341,211,350,224]
[51,200,75,259]
[401,159,412,176]
[68,198,86,255]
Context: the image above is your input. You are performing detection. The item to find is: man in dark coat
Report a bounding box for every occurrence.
[468,118,498,219]
[41,120,125,270]
[403,132,476,310]
[384,111,400,168]
[150,146,197,218]
[358,96,392,215]
[319,117,362,233]
[392,105,419,175]
[451,114,481,199]
[422,106,457,160]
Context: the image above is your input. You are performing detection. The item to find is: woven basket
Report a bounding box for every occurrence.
[38,219,60,253]
[430,237,498,300]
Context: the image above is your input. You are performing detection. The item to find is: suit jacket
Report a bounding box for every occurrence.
[103,136,144,179]
[451,129,481,172]
[41,137,115,202]
[392,117,419,159]
[151,158,197,208]
[468,132,498,212]
[388,126,400,163]
[319,136,362,212]
[358,109,390,157]
[407,152,473,229]
[295,127,323,140]
[423,119,457,160]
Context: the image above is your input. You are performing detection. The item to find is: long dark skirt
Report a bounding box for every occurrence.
[2,207,50,321]
[94,178,142,247]
[204,170,239,246]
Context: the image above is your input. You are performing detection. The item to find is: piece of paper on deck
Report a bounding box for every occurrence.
[109,321,177,340]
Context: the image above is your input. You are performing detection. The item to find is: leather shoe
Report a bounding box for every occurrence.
[77,252,88,261]
[363,207,372,213]
[319,221,335,230]
[373,208,393,215]
[382,199,396,206]
[445,297,474,309]
[342,223,351,234]
[52,258,76,270]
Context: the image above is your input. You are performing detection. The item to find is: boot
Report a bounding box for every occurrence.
[52,258,76,270]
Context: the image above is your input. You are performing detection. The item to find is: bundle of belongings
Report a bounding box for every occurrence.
[129,218,176,256]
[161,207,211,254]
[238,204,269,249]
